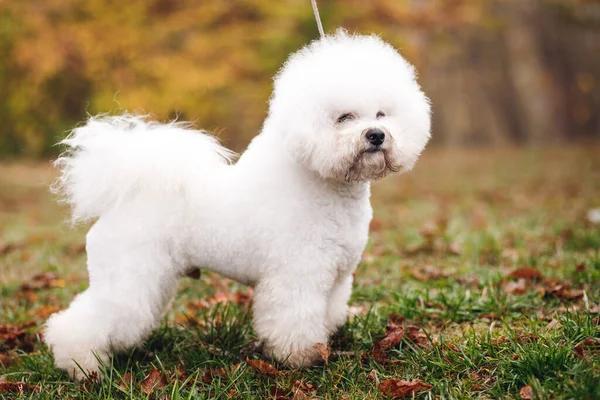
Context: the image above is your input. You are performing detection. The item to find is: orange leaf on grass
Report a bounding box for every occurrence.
[509,267,542,280]
[503,278,528,295]
[119,372,134,390]
[19,272,65,291]
[313,343,331,363]
[246,357,284,377]
[372,323,405,364]
[519,385,534,400]
[201,368,229,384]
[378,379,432,398]
[0,323,36,352]
[33,305,61,319]
[140,368,168,394]
[406,325,431,349]
[0,353,15,367]
[0,382,41,395]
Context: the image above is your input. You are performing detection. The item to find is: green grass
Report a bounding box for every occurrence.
[1,147,599,399]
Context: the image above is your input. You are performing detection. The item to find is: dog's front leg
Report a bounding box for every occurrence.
[252,273,332,367]
[325,274,353,334]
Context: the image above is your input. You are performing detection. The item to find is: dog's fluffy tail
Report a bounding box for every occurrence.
[54,114,235,223]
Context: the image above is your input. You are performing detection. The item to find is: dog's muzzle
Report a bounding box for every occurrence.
[365,128,385,147]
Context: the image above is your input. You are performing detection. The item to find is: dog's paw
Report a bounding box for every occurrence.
[264,342,323,368]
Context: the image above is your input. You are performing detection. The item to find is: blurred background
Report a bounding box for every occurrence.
[0,0,599,157]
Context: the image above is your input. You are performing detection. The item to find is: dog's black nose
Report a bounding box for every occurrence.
[365,128,385,146]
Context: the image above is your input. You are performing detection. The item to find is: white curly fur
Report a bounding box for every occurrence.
[45,30,431,380]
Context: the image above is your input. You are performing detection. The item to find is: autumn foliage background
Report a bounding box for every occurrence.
[1,0,599,158]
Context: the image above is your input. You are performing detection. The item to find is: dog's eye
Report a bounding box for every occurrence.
[376,111,386,119]
[337,113,355,124]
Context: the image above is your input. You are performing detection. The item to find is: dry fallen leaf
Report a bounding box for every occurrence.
[19,272,65,291]
[406,325,431,349]
[292,379,317,400]
[140,368,168,394]
[509,266,542,280]
[0,323,36,352]
[378,379,432,398]
[33,305,61,319]
[0,382,41,394]
[313,343,331,363]
[372,322,405,364]
[410,265,449,282]
[369,218,384,232]
[519,384,534,400]
[503,278,528,295]
[368,369,378,382]
[185,288,254,311]
[201,367,229,384]
[542,279,584,300]
[119,372,134,390]
[574,337,600,359]
[246,357,284,377]
[0,353,15,367]
[269,385,290,399]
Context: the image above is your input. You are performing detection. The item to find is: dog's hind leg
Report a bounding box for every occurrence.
[45,223,180,380]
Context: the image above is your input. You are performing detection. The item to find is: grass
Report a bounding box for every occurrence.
[1,146,599,399]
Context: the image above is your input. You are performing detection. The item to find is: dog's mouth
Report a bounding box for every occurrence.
[364,147,383,154]
[344,148,401,183]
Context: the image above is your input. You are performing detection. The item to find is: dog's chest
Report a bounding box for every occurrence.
[323,200,371,277]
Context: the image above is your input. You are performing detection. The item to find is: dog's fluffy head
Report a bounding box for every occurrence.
[264,30,431,183]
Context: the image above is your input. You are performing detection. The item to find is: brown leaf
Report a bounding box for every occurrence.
[574,343,586,359]
[0,323,36,352]
[185,288,254,311]
[509,267,542,280]
[269,385,290,399]
[410,265,448,282]
[201,368,228,384]
[372,322,405,364]
[378,379,432,398]
[406,325,431,349]
[574,337,600,359]
[33,305,61,319]
[313,343,331,363]
[293,379,317,399]
[519,385,534,400]
[542,279,584,300]
[516,334,539,344]
[368,369,378,382]
[503,278,527,295]
[491,336,508,346]
[369,218,384,232]
[19,272,65,291]
[246,357,283,377]
[0,241,25,255]
[65,243,86,256]
[0,353,15,367]
[119,372,134,390]
[292,390,308,400]
[0,382,41,394]
[140,368,168,394]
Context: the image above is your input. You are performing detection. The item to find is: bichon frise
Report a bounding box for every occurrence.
[45,30,431,380]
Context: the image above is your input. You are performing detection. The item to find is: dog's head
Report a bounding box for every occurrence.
[264,30,431,183]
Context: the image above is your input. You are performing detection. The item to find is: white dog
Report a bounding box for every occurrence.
[45,30,431,380]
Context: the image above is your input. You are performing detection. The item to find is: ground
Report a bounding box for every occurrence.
[0,146,599,399]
